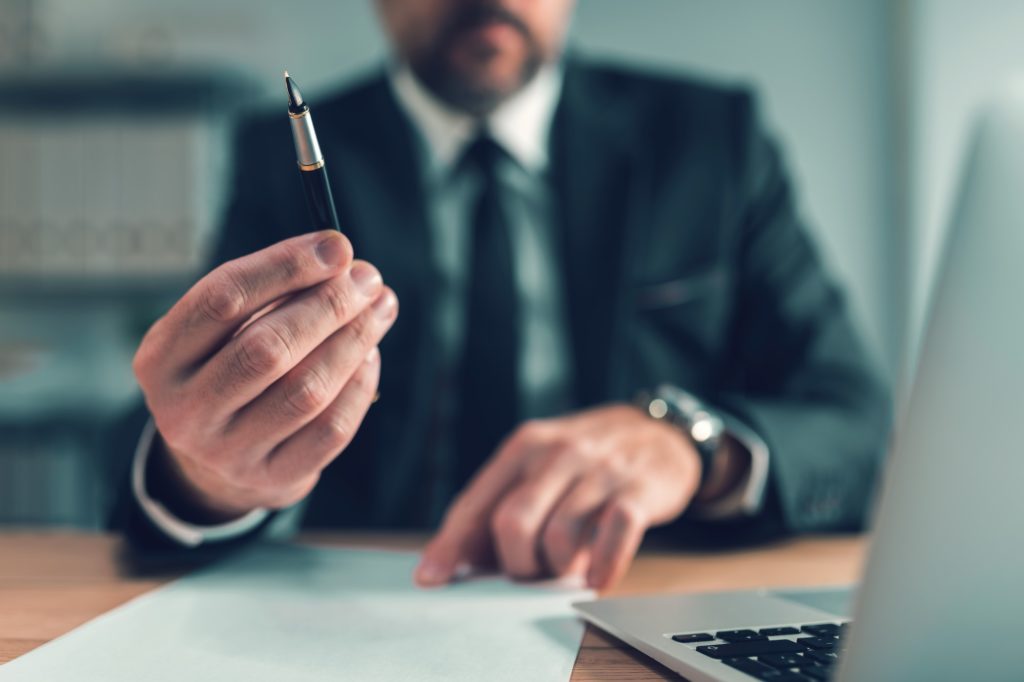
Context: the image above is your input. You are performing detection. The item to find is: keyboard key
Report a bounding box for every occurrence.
[759,652,805,668]
[671,633,714,643]
[697,639,805,659]
[723,657,785,680]
[801,623,841,637]
[760,626,801,636]
[804,650,840,665]
[797,636,837,650]
[716,629,767,643]
[800,665,832,680]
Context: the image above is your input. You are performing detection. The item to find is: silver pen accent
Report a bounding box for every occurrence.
[285,70,324,169]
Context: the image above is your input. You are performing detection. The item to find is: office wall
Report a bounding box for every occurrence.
[902,0,1024,378]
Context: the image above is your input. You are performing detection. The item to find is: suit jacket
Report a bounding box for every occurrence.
[110,56,891,548]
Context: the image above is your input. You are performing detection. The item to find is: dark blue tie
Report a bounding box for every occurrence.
[453,135,521,490]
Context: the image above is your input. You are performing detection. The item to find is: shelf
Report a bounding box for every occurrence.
[0,275,195,301]
[0,67,259,116]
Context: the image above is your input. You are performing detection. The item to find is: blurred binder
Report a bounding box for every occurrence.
[0,71,253,283]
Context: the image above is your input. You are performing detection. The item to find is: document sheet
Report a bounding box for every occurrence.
[1,544,592,681]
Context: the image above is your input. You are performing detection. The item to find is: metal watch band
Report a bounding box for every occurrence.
[635,385,724,484]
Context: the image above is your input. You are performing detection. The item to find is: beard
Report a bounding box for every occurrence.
[409,2,545,115]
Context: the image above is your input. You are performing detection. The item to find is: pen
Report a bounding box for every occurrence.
[284,70,341,232]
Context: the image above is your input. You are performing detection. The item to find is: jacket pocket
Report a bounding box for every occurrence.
[633,266,728,310]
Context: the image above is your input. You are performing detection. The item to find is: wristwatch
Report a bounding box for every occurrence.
[635,385,725,484]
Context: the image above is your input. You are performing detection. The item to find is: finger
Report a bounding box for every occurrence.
[415,468,516,587]
[232,294,292,335]
[150,230,352,372]
[189,263,386,420]
[224,287,398,450]
[490,448,584,579]
[414,422,549,586]
[262,345,381,490]
[415,525,494,588]
[586,492,647,590]
[541,462,624,576]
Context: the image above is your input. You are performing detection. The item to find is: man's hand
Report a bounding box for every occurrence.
[415,405,703,590]
[133,230,398,521]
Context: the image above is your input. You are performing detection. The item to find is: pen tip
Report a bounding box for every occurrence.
[285,71,305,111]
[283,69,290,80]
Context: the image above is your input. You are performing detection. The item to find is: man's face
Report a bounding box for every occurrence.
[375,0,575,114]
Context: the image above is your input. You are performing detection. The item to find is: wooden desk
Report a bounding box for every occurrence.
[0,531,866,680]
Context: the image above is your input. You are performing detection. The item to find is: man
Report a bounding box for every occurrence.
[114,0,890,590]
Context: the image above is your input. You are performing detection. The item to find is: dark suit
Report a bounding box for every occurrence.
[112,57,891,548]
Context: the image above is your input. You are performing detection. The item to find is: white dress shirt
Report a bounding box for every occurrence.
[133,63,769,546]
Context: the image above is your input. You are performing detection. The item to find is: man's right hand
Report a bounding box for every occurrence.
[132,230,398,522]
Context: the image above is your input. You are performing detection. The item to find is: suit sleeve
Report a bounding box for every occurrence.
[107,117,287,550]
[707,93,892,535]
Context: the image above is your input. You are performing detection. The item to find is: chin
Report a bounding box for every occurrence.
[415,40,540,114]
[451,53,532,103]
[464,66,522,97]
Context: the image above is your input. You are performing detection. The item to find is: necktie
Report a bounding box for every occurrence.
[453,135,521,490]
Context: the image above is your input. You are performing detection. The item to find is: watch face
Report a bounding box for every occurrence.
[690,409,724,445]
[647,398,669,420]
[691,417,715,443]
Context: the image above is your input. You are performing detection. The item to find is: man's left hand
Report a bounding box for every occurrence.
[414,404,703,590]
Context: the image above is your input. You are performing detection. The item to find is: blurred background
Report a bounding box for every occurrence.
[1,0,1022,528]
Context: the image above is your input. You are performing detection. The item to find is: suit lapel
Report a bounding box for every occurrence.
[314,76,442,524]
[550,61,640,407]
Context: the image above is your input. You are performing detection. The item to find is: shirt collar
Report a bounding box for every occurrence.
[389,62,563,176]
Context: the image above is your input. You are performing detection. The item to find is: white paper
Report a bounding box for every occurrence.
[0,544,592,681]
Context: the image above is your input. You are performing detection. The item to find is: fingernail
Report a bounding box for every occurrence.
[316,235,345,267]
[350,262,382,296]
[416,559,447,586]
[365,347,379,364]
[373,290,397,319]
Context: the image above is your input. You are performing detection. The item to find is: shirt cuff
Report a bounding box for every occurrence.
[131,418,270,547]
[691,408,771,520]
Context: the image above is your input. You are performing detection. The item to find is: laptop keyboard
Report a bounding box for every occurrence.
[670,622,849,681]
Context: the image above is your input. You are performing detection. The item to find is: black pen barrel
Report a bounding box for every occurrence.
[299,164,341,232]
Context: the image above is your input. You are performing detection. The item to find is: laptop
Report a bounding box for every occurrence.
[574,81,1024,682]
